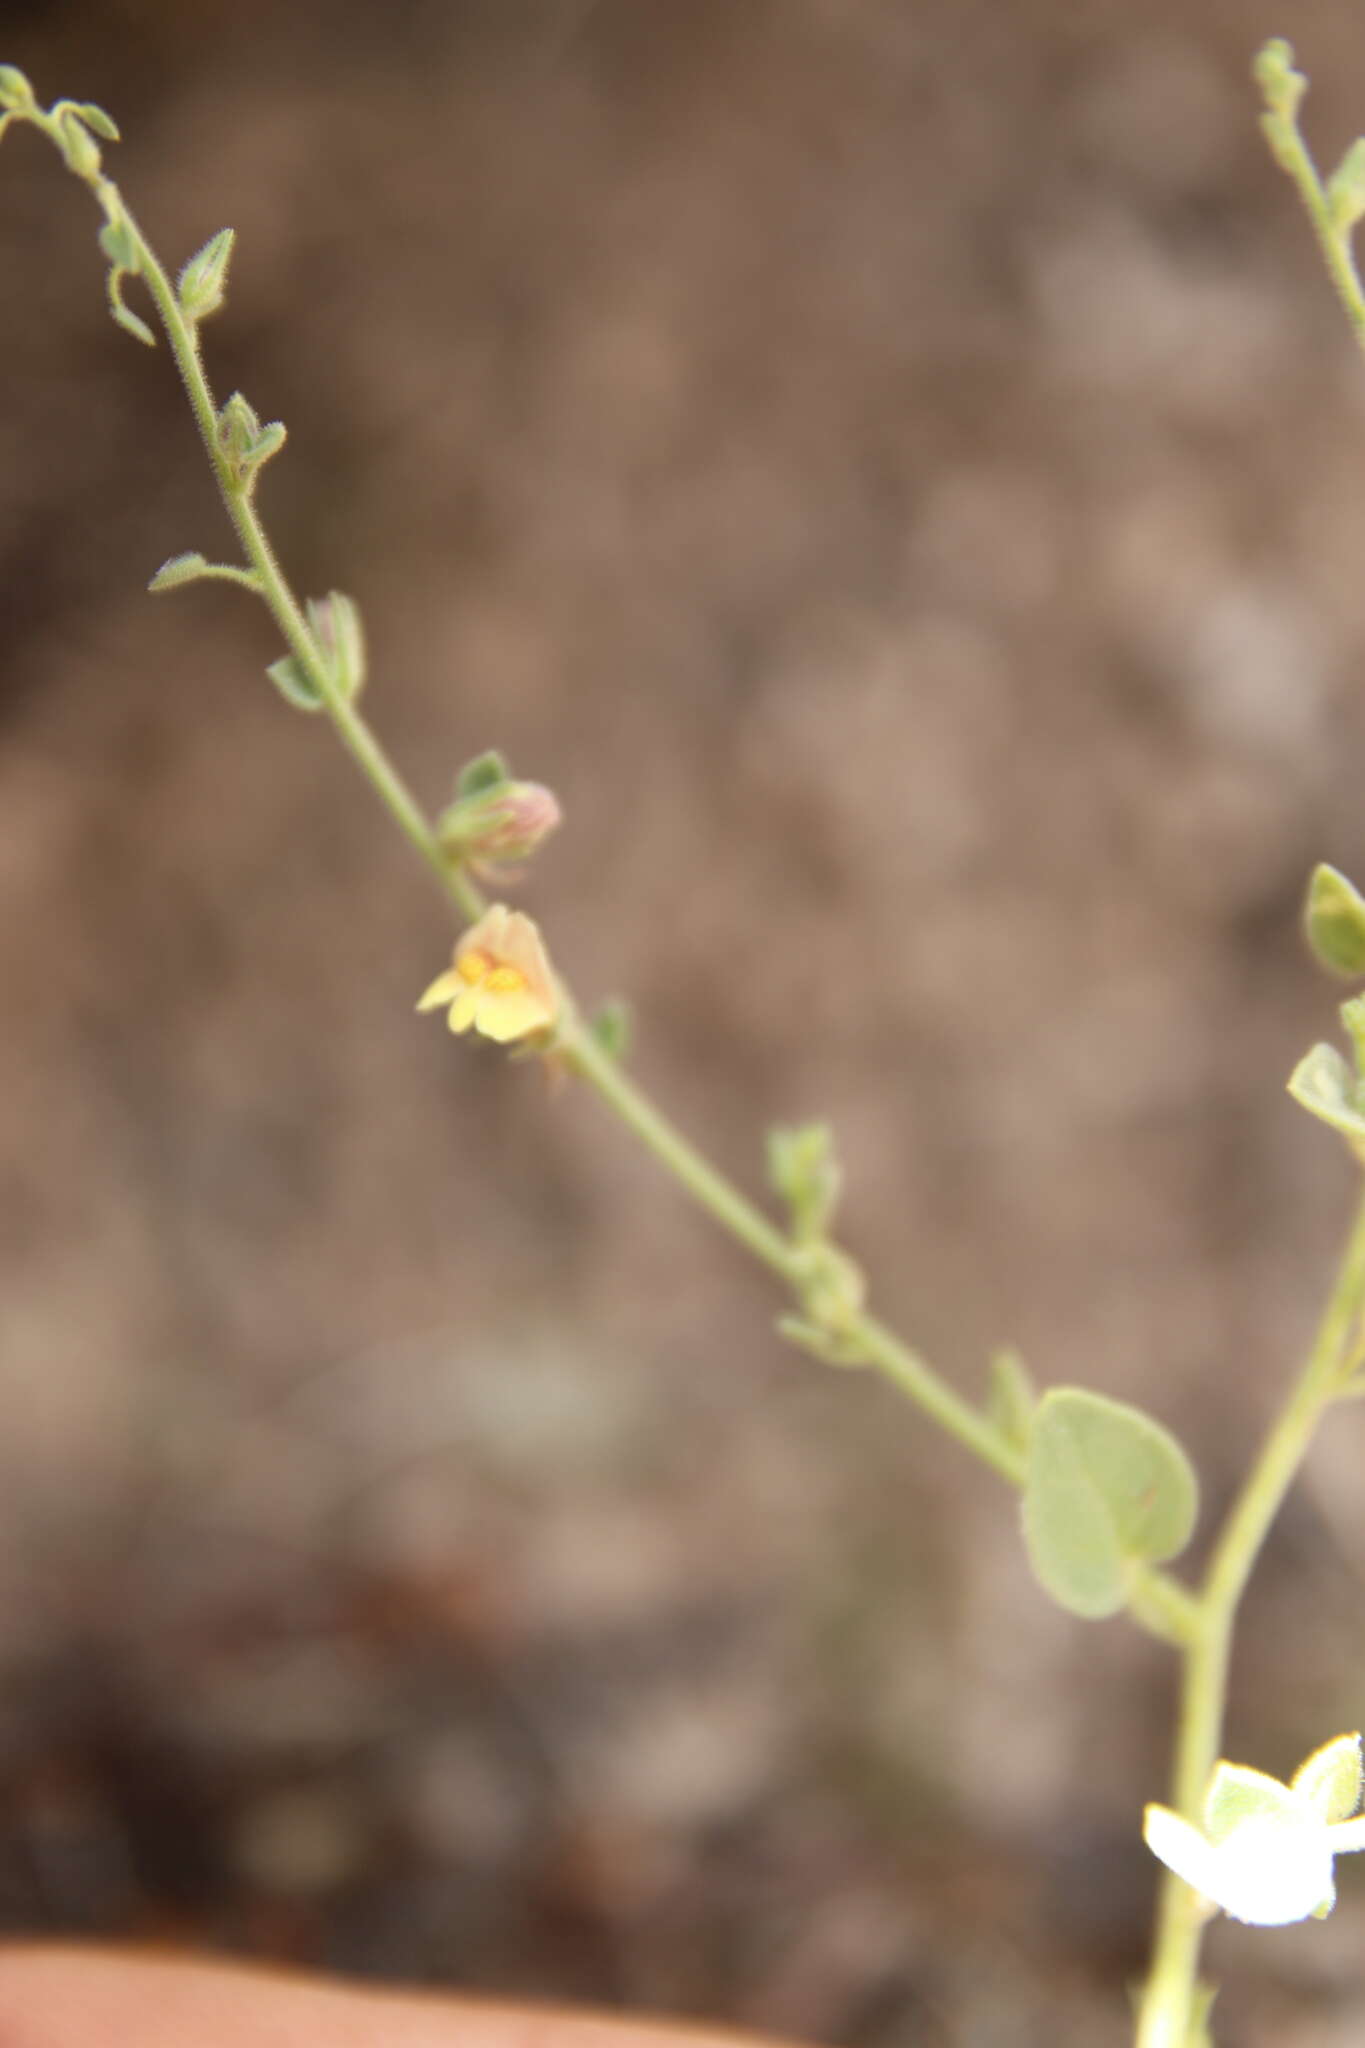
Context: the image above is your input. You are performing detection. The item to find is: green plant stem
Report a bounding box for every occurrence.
[1260,71,1365,355]
[1133,1184,1365,2048]
[566,1023,1028,1484]
[117,197,477,919]
[21,117,1194,1612]
[84,171,1037,1496]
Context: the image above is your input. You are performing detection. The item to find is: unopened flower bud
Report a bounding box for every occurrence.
[436,778,561,881]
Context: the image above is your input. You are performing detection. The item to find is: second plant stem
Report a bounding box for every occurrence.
[1133,1184,1365,2048]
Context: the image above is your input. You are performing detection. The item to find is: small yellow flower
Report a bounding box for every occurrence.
[417,904,557,1044]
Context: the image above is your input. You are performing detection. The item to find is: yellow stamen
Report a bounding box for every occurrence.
[486,965,526,993]
[457,950,490,985]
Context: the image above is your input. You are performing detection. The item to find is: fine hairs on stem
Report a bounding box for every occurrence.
[6,35,1365,2043]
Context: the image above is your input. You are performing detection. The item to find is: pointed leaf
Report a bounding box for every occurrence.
[148,551,211,591]
[457,749,511,798]
[77,101,120,141]
[1022,1388,1198,1620]
[1304,864,1365,978]
[108,281,156,348]
[0,66,35,112]
[177,226,235,321]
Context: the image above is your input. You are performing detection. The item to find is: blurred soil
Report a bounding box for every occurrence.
[6,2,1365,2042]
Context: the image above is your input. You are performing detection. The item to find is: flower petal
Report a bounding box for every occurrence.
[1207,1815,1335,1926]
[448,986,481,1033]
[1145,1806,1221,1902]
[416,968,462,1012]
[474,986,556,1043]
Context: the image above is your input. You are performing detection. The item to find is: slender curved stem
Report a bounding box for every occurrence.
[1133,1186,1365,2047]
[58,157,1035,1493]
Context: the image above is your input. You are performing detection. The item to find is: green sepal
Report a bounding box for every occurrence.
[1304,864,1365,978]
[1292,1732,1363,1824]
[306,591,365,700]
[987,1346,1036,1454]
[266,653,325,712]
[589,998,632,1063]
[177,227,235,322]
[1204,1762,1300,1844]
[457,749,511,798]
[1022,1388,1198,1620]
[1287,1042,1365,1143]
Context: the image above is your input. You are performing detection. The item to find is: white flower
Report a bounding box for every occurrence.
[1144,1734,1365,1928]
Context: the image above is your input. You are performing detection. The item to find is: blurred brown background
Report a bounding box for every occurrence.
[5,0,1365,2041]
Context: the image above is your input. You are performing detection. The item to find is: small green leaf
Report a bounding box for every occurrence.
[1304,864,1365,978]
[1254,38,1307,121]
[0,66,35,112]
[148,551,211,591]
[177,226,235,322]
[147,552,260,594]
[457,749,511,798]
[1022,1388,1198,1620]
[589,997,632,1062]
[988,1347,1036,1453]
[246,419,286,468]
[76,100,120,141]
[266,653,325,712]
[107,269,155,347]
[1292,1732,1363,1824]
[1287,1042,1365,1142]
[98,215,140,273]
[1330,140,1365,230]
[766,1122,841,1242]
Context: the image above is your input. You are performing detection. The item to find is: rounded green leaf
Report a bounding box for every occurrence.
[1022,1388,1198,1619]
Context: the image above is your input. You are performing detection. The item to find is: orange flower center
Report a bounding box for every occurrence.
[456,949,528,998]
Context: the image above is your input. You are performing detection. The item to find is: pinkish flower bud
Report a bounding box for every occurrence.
[436,779,562,881]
